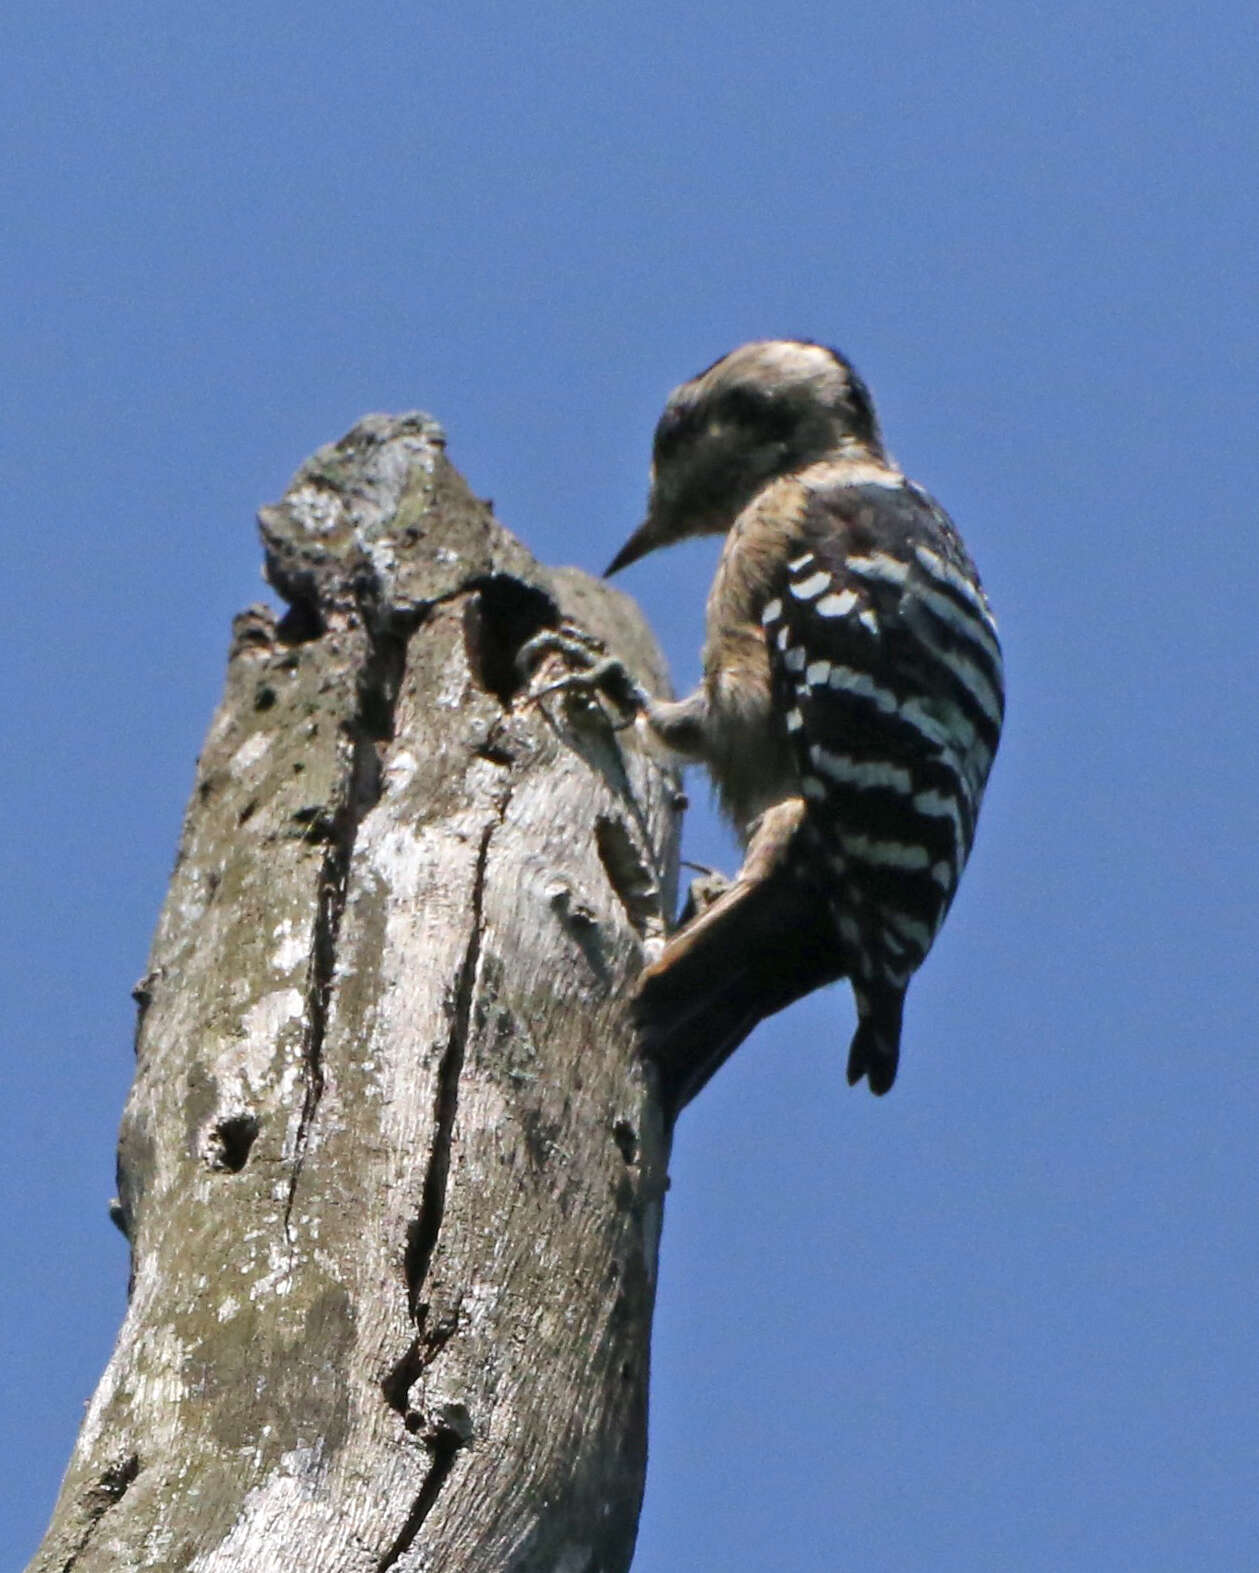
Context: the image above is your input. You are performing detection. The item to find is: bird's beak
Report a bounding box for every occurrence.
[605,516,659,577]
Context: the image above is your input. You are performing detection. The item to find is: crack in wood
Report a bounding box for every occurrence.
[381,1311,461,1433]
[281,737,360,1246]
[403,799,505,1317]
[594,814,666,941]
[283,614,410,1248]
[375,1427,463,1571]
[548,702,676,905]
[57,1452,140,1572]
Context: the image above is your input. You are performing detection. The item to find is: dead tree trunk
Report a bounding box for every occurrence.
[30,414,681,1573]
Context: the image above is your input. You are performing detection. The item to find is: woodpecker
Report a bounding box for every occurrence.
[573,340,1002,1111]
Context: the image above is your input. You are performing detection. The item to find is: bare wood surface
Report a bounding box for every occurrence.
[30,414,681,1573]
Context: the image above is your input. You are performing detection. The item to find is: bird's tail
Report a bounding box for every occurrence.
[633,802,845,1117]
[845,985,905,1095]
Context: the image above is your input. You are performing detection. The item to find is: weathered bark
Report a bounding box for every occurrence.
[30,414,681,1573]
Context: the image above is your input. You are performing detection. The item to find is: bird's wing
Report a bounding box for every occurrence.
[760,478,1004,1085]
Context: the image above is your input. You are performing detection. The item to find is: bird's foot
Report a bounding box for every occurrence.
[677,866,734,923]
[517,626,648,728]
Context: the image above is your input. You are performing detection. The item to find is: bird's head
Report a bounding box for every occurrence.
[606,339,884,575]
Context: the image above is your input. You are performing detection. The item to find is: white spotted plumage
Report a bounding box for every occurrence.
[816,589,859,618]
[759,471,1003,1037]
[791,570,832,600]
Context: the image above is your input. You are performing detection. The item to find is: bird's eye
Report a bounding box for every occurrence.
[716,387,766,426]
[654,405,700,460]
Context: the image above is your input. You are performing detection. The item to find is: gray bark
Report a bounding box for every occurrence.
[30,414,681,1573]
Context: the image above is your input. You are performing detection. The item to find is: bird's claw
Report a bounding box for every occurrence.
[517,626,647,727]
[678,868,734,923]
[517,624,608,679]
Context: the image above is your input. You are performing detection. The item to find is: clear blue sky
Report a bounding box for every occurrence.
[5,4,1256,1567]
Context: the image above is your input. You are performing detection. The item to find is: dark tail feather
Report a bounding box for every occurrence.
[845,988,905,1095]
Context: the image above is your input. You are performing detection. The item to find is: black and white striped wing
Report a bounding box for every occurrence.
[760,480,1004,997]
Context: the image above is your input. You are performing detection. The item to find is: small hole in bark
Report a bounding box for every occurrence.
[93,1451,140,1508]
[102,1452,140,1493]
[205,1113,259,1172]
[463,575,561,706]
[612,1119,638,1164]
[276,599,325,645]
[254,684,277,712]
